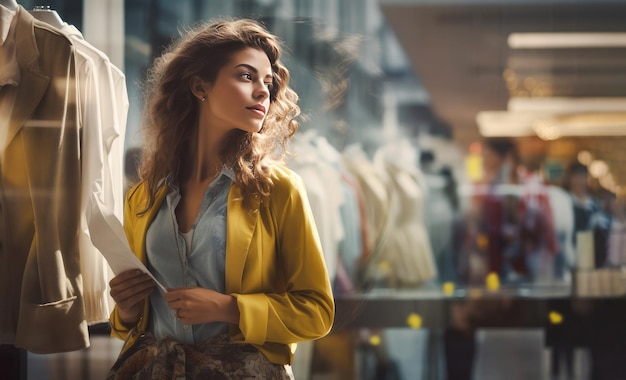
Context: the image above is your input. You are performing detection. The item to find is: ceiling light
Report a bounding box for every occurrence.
[476,111,537,137]
[589,160,609,178]
[577,150,593,165]
[599,172,616,189]
[476,111,626,138]
[508,97,626,113]
[508,32,626,49]
[532,119,561,141]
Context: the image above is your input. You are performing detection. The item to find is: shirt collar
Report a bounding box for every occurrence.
[165,166,236,191]
[0,5,20,86]
[0,4,16,44]
[221,167,235,182]
[60,23,82,39]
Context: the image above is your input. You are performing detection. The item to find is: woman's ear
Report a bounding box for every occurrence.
[190,76,208,101]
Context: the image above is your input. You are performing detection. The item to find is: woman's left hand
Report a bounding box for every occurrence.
[164,287,240,325]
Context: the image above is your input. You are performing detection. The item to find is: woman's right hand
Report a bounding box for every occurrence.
[109,269,155,325]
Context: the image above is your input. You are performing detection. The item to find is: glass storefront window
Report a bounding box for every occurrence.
[12,0,626,378]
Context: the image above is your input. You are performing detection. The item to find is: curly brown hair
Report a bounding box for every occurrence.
[137,18,300,213]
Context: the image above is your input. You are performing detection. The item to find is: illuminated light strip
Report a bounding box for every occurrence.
[508,32,626,49]
[476,110,626,137]
[508,97,626,113]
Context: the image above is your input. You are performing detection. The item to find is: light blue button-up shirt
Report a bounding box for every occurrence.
[145,169,234,344]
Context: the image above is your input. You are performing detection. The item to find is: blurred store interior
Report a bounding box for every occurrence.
[6,0,626,379]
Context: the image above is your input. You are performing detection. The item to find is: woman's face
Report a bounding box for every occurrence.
[201,47,273,135]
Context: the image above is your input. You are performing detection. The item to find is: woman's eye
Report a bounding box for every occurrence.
[265,82,274,90]
[241,73,252,81]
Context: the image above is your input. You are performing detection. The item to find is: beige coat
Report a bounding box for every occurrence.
[0,7,88,354]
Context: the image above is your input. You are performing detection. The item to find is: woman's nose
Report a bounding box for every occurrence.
[255,82,270,99]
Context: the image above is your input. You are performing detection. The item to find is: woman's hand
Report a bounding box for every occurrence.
[109,269,155,325]
[164,288,240,325]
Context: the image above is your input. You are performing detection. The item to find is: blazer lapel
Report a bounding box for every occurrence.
[135,185,168,264]
[6,9,50,149]
[225,184,259,293]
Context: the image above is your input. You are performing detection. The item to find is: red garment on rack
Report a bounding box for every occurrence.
[515,175,560,274]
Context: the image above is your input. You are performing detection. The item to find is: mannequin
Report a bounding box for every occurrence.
[28,5,64,28]
[0,0,17,11]
[0,2,65,30]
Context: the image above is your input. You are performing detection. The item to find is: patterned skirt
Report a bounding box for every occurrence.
[106,330,294,379]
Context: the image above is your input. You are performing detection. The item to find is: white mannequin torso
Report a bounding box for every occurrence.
[28,6,64,29]
[0,0,17,12]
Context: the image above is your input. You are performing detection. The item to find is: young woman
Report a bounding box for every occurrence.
[106,18,334,379]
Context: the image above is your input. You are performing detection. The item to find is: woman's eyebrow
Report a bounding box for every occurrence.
[234,63,273,79]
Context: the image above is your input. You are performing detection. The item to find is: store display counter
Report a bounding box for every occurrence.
[334,284,626,347]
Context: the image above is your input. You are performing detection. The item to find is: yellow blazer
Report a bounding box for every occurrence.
[110,164,335,365]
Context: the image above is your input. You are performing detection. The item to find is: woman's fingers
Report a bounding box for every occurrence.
[115,283,155,311]
[109,270,155,308]
[110,270,153,292]
[161,288,235,325]
[109,269,144,287]
[108,270,155,324]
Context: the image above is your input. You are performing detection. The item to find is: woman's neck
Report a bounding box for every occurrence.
[188,127,224,183]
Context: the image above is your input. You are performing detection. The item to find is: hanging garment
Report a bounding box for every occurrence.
[0,6,88,353]
[342,144,390,287]
[288,132,345,283]
[343,142,436,288]
[337,172,365,290]
[516,174,560,281]
[423,173,453,259]
[460,182,520,283]
[62,24,128,219]
[377,155,436,287]
[607,219,626,266]
[546,185,575,279]
[58,22,128,324]
[571,194,611,267]
[312,135,363,290]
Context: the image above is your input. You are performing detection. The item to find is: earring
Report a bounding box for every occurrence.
[201,97,206,102]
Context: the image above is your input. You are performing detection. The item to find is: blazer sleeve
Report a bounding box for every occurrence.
[109,183,143,340]
[234,170,335,345]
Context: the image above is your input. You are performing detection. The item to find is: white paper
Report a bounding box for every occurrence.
[86,182,167,294]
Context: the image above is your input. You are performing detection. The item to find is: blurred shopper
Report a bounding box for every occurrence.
[606,193,626,266]
[461,138,521,284]
[564,162,611,268]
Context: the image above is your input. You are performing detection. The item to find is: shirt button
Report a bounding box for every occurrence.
[183,325,189,330]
